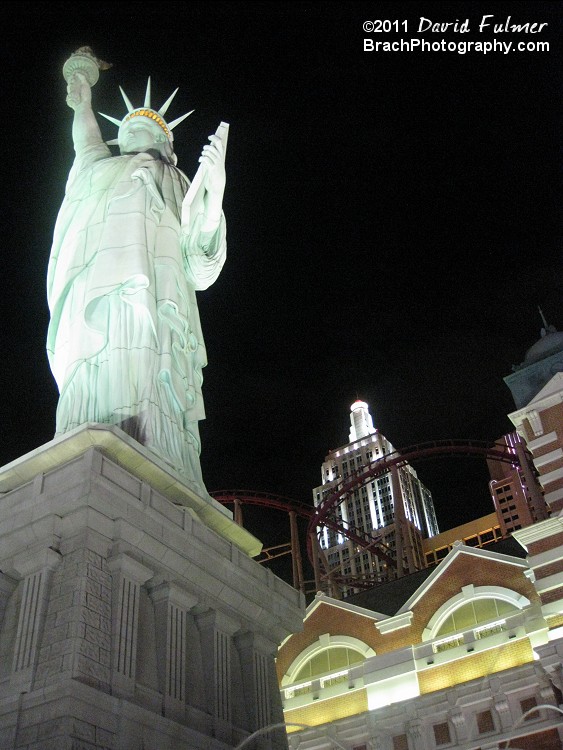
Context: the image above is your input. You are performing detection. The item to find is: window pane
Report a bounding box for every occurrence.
[347,649,364,667]
[294,647,365,681]
[392,735,408,750]
[453,602,477,630]
[309,651,329,677]
[329,648,350,670]
[497,599,518,617]
[473,599,498,624]
[294,660,312,681]
[436,614,456,637]
[477,710,494,734]
[433,722,451,746]
[520,697,539,721]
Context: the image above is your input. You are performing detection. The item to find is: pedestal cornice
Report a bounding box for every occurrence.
[0,424,261,557]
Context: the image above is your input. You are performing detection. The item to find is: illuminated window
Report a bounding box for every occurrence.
[433,722,451,746]
[476,710,494,734]
[435,598,519,638]
[293,646,365,682]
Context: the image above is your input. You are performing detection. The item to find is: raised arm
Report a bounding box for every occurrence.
[65,72,104,152]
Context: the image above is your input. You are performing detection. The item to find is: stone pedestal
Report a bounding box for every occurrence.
[0,425,305,750]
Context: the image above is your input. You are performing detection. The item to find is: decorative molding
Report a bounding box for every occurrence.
[528,431,558,451]
[512,515,563,550]
[533,449,563,469]
[375,611,414,635]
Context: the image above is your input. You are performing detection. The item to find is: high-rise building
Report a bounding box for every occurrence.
[504,318,563,515]
[312,400,439,594]
[487,430,548,535]
[280,318,563,750]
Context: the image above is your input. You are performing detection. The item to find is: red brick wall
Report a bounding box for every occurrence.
[528,532,563,556]
[535,561,563,580]
[277,553,539,678]
[277,604,379,678]
[391,556,539,652]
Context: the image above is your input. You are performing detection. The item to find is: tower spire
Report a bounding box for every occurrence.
[349,399,375,442]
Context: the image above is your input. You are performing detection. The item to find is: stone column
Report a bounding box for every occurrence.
[450,708,468,743]
[149,582,198,720]
[493,692,513,731]
[235,632,275,728]
[236,631,287,750]
[196,609,240,742]
[9,548,61,693]
[407,717,426,750]
[107,553,153,698]
[0,573,17,629]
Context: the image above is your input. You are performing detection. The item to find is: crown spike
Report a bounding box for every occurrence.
[158,88,179,117]
[168,110,194,131]
[119,86,135,113]
[99,112,123,128]
[144,77,151,108]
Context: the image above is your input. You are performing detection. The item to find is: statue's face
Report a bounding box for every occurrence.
[118,117,164,154]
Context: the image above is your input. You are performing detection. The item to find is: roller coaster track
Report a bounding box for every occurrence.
[211,438,526,592]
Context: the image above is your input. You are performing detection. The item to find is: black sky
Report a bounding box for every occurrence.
[0,2,561,561]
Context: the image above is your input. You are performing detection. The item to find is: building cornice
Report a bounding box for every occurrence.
[512,513,563,551]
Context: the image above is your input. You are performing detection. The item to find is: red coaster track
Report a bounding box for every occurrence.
[211,439,526,594]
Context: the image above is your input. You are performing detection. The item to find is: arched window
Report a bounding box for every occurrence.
[281,634,375,687]
[294,646,365,682]
[434,598,520,638]
[422,584,531,642]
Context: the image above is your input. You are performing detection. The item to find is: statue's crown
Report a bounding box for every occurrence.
[123,108,172,138]
[99,77,193,145]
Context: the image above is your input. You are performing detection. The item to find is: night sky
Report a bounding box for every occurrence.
[0,2,560,569]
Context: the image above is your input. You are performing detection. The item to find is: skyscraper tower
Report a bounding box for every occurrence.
[504,312,563,515]
[313,401,439,595]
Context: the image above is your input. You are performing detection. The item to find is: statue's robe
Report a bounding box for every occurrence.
[47,142,226,495]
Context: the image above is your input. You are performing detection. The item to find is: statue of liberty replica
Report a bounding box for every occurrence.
[47,48,228,497]
[0,47,302,750]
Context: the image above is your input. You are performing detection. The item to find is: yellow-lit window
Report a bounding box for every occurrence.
[293,647,365,682]
[435,598,519,638]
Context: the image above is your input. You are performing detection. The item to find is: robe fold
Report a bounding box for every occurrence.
[47,141,226,495]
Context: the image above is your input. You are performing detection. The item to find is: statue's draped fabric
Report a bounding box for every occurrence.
[47,142,226,494]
